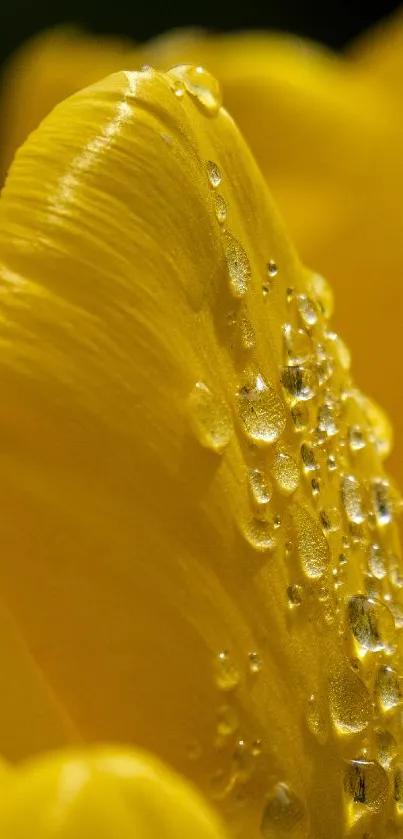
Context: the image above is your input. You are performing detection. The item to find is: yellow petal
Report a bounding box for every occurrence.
[0,65,402,837]
[0,745,227,839]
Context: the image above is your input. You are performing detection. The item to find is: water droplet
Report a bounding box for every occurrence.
[297,294,319,327]
[347,595,395,652]
[326,330,351,370]
[319,507,341,534]
[261,783,308,838]
[172,65,222,114]
[344,760,389,812]
[308,273,334,318]
[315,357,334,386]
[329,667,372,734]
[251,738,262,756]
[216,704,239,737]
[273,513,282,530]
[248,651,261,674]
[372,478,392,526]
[348,425,366,452]
[389,561,403,589]
[291,403,310,432]
[306,694,327,744]
[283,324,313,366]
[225,233,251,298]
[287,584,304,607]
[215,651,240,691]
[188,382,232,452]
[240,317,255,350]
[376,728,397,768]
[368,544,387,580]
[281,366,318,402]
[267,260,278,278]
[243,517,276,552]
[170,78,185,97]
[236,372,286,445]
[248,469,272,507]
[206,160,221,188]
[341,475,366,524]
[327,453,337,472]
[300,443,318,473]
[376,666,401,711]
[272,448,300,495]
[389,600,403,629]
[317,402,338,437]
[311,477,321,497]
[293,503,330,579]
[214,193,227,224]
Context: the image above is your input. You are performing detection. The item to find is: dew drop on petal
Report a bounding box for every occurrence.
[344,760,389,812]
[347,595,395,652]
[375,666,401,711]
[287,584,304,607]
[248,468,273,507]
[293,503,330,579]
[300,443,318,473]
[341,475,366,525]
[376,729,397,768]
[236,371,286,445]
[329,667,372,734]
[214,193,227,224]
[281,366,318,403]
[297,293,319,326]
[225,233,251,298]
[272,448,300,495]
[308,273,334,318]
[206,160,222,188]
[243,517,276,552]
[267,260,278,278]
[291,403,310,432]
[372,478,392,526]
[348,425,366,452]
[283,323,313,366]
[261,783,308,838]
[368,543,387,580]
[172,65,222,114]
[215,651,240,691]
[188,382,232,452]
[320,507,341,533]
[248,651,261,674]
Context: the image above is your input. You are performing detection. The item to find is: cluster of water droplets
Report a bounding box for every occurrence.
[170,67,403,836]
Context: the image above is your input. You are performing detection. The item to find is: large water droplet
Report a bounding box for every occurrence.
[188,382,232,452]
[172,65,222,114]
[293,503,330,579]
[281,366,318,402]
[215,651,240,691]
[341,475,366,524]
[272,448,300,495]
[206,160,222,188]
[376,728,397,768]
[225,233,251,297]
[376,666,401,712]
[236,372,286,445]
[243,517,276,552]
[347,595,395,652]
[248,468,273,507]
[372,478,392,526]
[283,324,313,366]
[261,783,308,838]
[329,667,372,734]
[344,760,389,812]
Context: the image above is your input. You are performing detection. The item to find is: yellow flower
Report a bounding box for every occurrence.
[1,17,403,485]
[0,60,402,836]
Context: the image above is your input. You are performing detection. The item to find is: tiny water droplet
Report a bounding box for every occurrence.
[286,287,295,303]
[236,371,286,445]
[261,783,308,838]
[376,728,397,768]
[248,468,273,507]
[251,738,262,756]
[300,443,318,473]
[291,403,310,432]
[206,160,221,187]
[216,704,239,737]
[348,425,366,452]
[281,366,318,402]
[243,517,276,552]
[267,260,278,278]
[273,513,282,530]
[341,475,366,524]
[225,233,251,297]
[287,584,304,607]
[308,273,334,318]
[248,651,261,674]
[320,507,341,533]
[344,760,389,812]
[376,665,401,711]
[327,453,337,472]
[188,382,232,452]
[297,294,319,326]
[214,193,227,224]
[293,503,330,579]
[329,667,372,734]
[372,478,392,526]
[368,544,387,580]
[347,595,395,652]
[317,401,338,437]
[172,65,222,114]
[215,651,240,691]
[283,323,313,366]
[272,447,300,495]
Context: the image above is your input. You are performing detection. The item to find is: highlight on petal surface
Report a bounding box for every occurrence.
[0,63,402,839]
[0,745,228,839]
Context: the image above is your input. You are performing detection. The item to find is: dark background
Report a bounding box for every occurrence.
[0,0,401,68]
